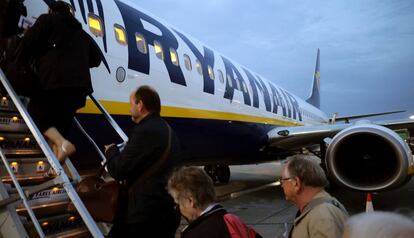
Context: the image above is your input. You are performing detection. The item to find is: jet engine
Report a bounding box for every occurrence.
[325,123,413,191]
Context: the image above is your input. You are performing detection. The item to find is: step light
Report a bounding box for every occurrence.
[10,162,18,173]
[36,161,45,173]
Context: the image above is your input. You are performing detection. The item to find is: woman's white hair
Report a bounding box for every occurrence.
[344,211,414,238]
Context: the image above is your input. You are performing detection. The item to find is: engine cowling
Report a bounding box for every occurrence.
[325,123,413,191]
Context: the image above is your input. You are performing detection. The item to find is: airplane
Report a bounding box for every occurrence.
[9,0,414,192]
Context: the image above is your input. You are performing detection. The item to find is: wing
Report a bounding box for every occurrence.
[267,123,347,150]
[267,120,414,151]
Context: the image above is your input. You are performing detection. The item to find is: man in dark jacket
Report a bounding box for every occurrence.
[105,86,181,237]
[15,2,102,163]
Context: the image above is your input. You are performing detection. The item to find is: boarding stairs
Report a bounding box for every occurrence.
[0,68,128,237]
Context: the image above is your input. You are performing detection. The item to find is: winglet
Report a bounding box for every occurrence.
[306,49,320,109]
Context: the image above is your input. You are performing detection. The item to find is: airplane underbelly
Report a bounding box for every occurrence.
[69,113,273,170]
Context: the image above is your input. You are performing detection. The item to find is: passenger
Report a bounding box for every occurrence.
[15,1,102,163]
[0,0,26,70]
[343,211,414,238]
[0,0,26,49]
[167,166,262,238]
[104,86,182,238]
[280,155,349,238]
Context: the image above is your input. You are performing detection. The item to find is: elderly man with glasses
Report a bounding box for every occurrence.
[279,155,348,238]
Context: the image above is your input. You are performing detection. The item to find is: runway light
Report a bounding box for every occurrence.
[409,115,414,120]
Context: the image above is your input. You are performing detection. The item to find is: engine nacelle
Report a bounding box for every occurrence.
[325,123,413,191]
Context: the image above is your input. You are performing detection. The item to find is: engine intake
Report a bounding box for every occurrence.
[325,123,412,191]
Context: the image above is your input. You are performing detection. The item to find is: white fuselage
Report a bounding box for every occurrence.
[23,0,328,163]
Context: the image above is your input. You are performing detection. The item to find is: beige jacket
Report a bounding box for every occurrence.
[290,190,349,238]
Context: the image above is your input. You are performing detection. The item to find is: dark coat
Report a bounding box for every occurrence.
[17,13,101,94]
[0,0,26,38]
[105,113,182,224]
[182,204,231,238]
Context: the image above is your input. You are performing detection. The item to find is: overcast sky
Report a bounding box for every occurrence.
[132,0,414,120]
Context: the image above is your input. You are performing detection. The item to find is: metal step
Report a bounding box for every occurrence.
[17,200,70,218]
[0,113,29,132]
[24,213,89,238]
[1,157,49,178]
[0,71,107,237]
[46,227,91,238]
[2,174,52,187]
[0,133,41,156]
[0,95,30,113]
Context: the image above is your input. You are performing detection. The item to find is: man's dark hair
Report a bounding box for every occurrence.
[49,1,72,16]
[134,86,161,114]
[286,155,328,188]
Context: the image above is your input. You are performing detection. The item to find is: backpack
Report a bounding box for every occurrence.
[223,213,263,238]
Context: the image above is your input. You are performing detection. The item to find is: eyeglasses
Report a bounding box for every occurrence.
[277,177,294,185]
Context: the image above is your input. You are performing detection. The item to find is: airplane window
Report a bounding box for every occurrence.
[135,33,147,54]
[242,81,247,93]
[226,74,233,87]
[217,70,224,83]
[114,24,127,45]
[235,79,241,90]
[88,14,104,37]
[183,54,192,71]
[154,40,164,60]
[170,48,179,66]
[208,65,215,80]
[196,59,202,75]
